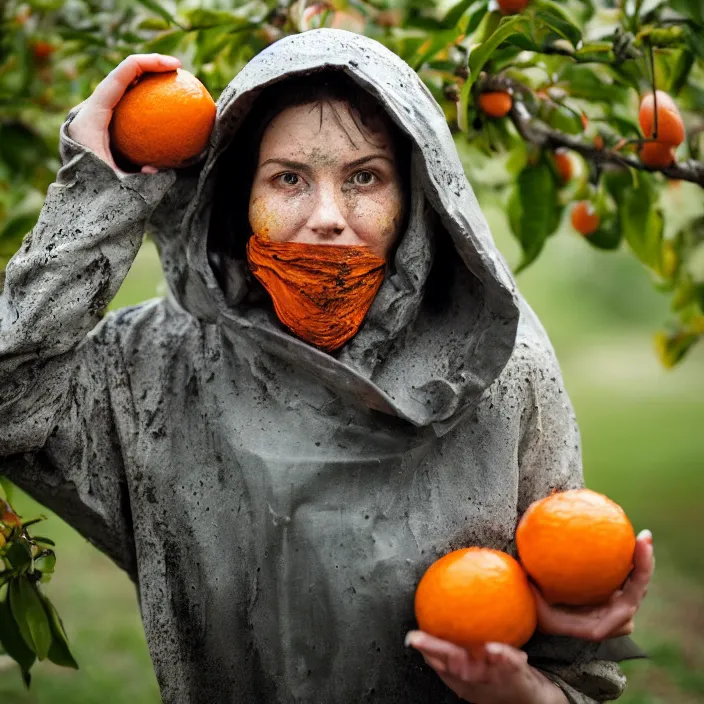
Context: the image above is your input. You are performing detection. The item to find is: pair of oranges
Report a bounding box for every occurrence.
[414,489,636,650]
[638,90,685,169]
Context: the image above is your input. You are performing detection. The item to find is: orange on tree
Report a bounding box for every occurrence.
[478,91,513,118]
[639,90,685,147]
[639,141,676,169]
[414,547,537,650]
[571,200,600,235]
[516,489,636,606]
[498,0,530,14]
[554,148,573,184]
[110,68,216,169]
[31,41,55,62]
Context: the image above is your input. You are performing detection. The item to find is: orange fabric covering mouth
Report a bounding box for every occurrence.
[246,234,386,352]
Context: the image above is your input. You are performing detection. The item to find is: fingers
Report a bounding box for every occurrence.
[92,54,182,110]
[406,631,531,685]
[605,619,635,638]
[485,642,529,669]
[406,631,488,682]
[141,165,159,175]
[625,529,654,604]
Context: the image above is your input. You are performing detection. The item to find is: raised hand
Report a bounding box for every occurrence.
[67,53,182,176]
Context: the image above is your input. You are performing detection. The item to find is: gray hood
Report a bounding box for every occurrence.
[151,28,520,431]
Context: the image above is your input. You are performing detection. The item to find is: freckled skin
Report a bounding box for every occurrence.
[248,100,405,259]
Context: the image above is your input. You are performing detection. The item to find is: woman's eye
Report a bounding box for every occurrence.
[351,170,377,186]
[277,173,300,186]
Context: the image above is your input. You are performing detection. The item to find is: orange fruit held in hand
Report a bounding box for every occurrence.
[639,91,685,147]
[517,489,636,606]
[639,141,676,168]
[571,201,600,235]
[554,149,573,184]
[110,69,216,169]
[478,91,513,118]
[414,548,537,650]
[498,0,530,14]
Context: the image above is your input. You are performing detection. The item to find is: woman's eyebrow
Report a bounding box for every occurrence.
[260,154,393,171]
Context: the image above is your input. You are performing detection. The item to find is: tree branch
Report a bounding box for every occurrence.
[509,102,704,187]
[480,73,704,188]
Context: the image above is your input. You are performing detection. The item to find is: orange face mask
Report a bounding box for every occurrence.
[246,234,386,352]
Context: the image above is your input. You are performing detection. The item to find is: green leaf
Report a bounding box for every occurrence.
[134,0,179,27]
[583,220,622,250]
[559,65,624,102]
[32,536,56,547]
[654,329,699,368]
[441,0,481,28]
[619,177,664,272]
[0,596,36,684]
[38,591,78,670]
[34,552,56,578]
[142,29,188,55]
[510,158,561,273]
[184,8,252,30]
[669,0,704,25]
[653,47,695,95]
[8,578,52,660]
[468,15,529,79]
[137,17,171,31]
[533,0,582,46]
[4,540,33,573]
[541,104,584,135]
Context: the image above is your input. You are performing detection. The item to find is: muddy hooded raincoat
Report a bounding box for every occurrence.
[1,28,642,704]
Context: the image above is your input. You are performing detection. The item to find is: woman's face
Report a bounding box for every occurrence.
[248,100,406,259]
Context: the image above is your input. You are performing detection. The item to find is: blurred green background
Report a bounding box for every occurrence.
[1,165,703,703]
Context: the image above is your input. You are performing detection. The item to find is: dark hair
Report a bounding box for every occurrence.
[208,69,412,261]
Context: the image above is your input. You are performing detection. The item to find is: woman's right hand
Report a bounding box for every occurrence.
[67,53,182,176]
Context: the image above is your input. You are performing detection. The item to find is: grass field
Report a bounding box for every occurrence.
[1,187,703,703]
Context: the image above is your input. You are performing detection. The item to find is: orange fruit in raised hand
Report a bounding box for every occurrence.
[517,489,636,606]
[554,148,573,184]
[110,68,216,169]
[639,91,685,147]
[414,548,537,650]
[478,91,513,118]
[639,141,676,168]
[498,0,530,14]
[571,200,600,235]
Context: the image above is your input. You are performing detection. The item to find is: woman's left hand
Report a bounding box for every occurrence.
[533,528,655,641]
[405,633,568,704]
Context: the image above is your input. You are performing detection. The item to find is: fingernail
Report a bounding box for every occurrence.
[485,642,503,655]
[637,529,653,545]
[404,631,422,648]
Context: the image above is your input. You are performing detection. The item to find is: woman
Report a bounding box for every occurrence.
[0,29,652,704]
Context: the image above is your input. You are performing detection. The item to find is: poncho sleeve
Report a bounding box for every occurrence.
[0,106,174,577]
[514,326,644,702]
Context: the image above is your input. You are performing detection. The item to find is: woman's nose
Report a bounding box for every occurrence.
[307,184,347,239]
